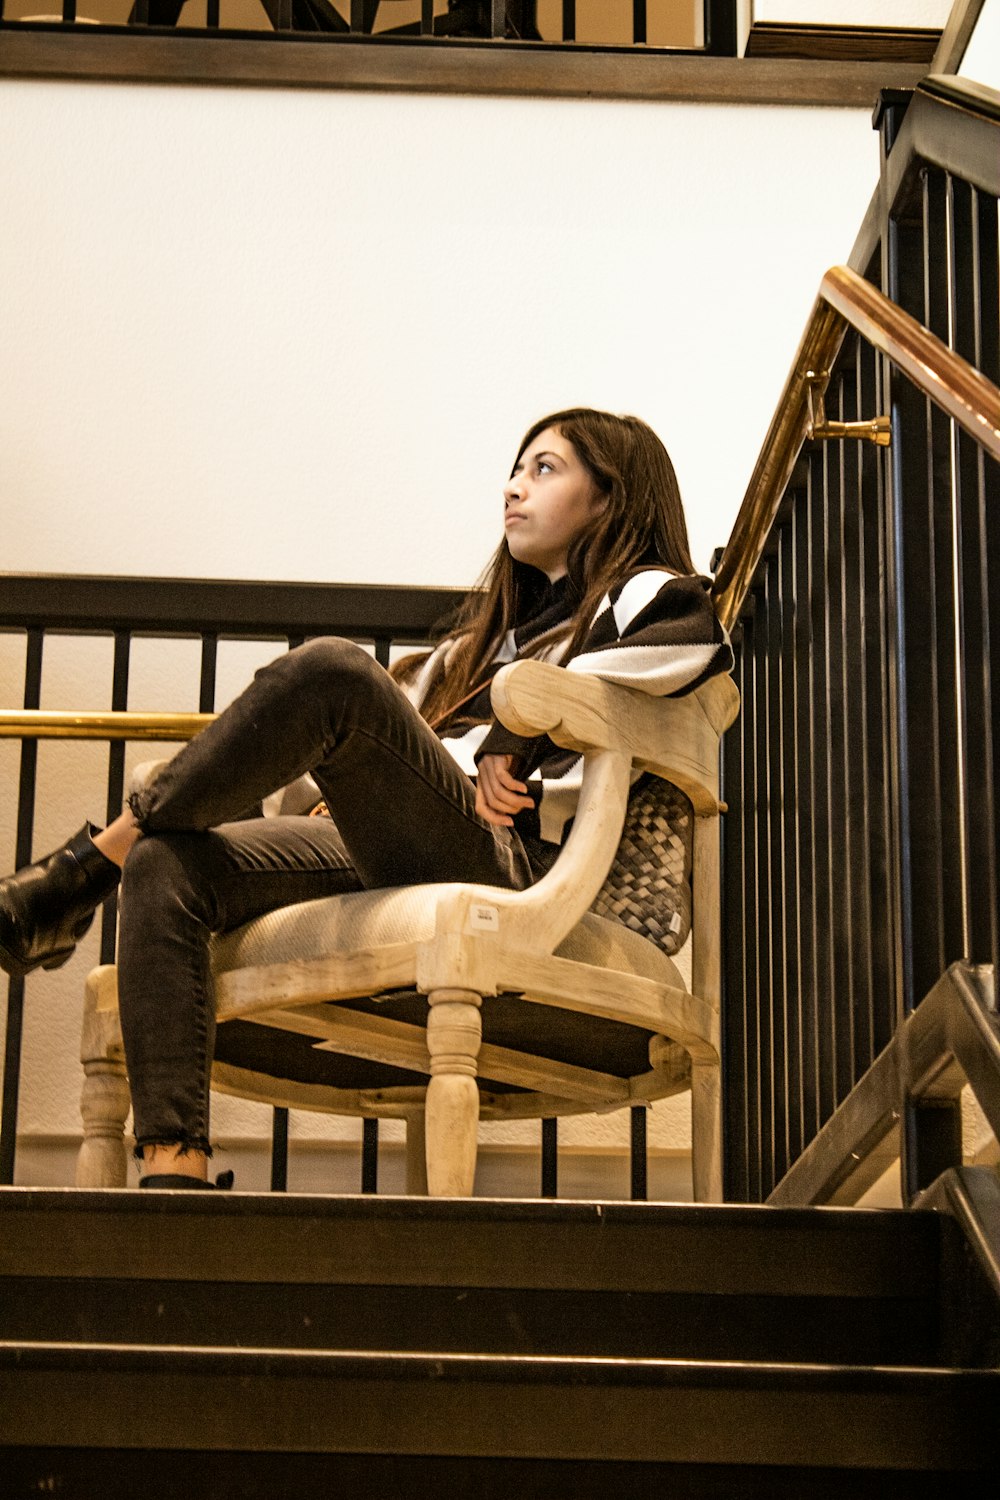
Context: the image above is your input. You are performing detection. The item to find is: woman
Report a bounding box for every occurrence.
[0,408,731,1187]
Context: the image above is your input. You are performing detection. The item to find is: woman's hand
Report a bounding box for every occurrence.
[475,754,534,827]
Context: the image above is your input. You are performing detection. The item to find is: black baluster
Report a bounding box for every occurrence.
[721,621,749,1201]
[827,376,856,1106]
[629,1105,647,1200]
[100,632,132,967]
[361,1116,379,1192]
[703,0,737,55]
[632,0,646,45]
[764,558,788,1184]
[885,199,942,1019]
[851,341,881,1069]
[541,1115,557,1197]
[0,629,44,1184]
[807,449,836,1129]
[951,178,1000,972]
[744,603,765,1199]
[778,519,803,1168]
[270,1106,289,1191]
[794,485,820,1145]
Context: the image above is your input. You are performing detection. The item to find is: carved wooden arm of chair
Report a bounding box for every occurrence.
[418,659,738,986]
[492,658,737,813]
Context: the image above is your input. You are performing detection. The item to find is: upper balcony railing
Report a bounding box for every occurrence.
[0,0,938,106]
[0,577,463,1190]
[0,0,738,53]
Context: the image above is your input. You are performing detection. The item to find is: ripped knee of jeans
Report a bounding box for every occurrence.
[126,788,153,832]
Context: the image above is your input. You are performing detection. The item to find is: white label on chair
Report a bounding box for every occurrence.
[467,903,500,932]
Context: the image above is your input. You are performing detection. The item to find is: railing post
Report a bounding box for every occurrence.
[883,201,930,1022]
[0,629,44,1185]
[703,0,738,56]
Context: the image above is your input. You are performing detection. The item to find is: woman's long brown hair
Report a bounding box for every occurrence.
[412,408,697,727]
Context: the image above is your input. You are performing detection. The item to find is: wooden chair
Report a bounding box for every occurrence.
[78,659,738,1199]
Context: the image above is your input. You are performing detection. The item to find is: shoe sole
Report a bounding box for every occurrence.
[0,939,74,980]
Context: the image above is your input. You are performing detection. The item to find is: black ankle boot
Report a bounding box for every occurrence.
[0,824,121,978]
[140,1170,235,1190]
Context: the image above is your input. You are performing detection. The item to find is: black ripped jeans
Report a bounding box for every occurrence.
[118,638,539,1156]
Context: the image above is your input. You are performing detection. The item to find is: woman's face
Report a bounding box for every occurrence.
[503,427,606,582]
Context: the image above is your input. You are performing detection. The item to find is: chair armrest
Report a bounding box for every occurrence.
[491,659,737,815]
[418,740,632,985]
[422,662,739,980]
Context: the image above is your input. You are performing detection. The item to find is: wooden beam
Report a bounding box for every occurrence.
[930,0,988,73]
[0,31,927,107]
[745,23,940,65]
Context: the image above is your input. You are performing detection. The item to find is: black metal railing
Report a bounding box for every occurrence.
[719,78,1000,1202]
[0,0,737,51]
[0,572,657,1198]
[0,574,458,1187]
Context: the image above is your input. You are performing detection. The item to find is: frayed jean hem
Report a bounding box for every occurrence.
[134,1136,214,1161]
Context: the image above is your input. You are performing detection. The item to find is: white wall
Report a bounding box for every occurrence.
[1,77,881,1182]
[0,84,878,584]
[959,0,1000,88]
[753,1,952,22]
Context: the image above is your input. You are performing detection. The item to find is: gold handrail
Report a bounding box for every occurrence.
[0,711,216,740]
[711,263,1000,635]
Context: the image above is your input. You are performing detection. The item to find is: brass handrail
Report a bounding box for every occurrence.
[711,263,1000,635]
[0,711,216,741]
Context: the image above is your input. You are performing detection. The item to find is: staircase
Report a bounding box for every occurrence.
[0,1188,997,1496]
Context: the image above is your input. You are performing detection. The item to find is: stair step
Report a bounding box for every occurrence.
[0,1449,993,1500]
[0,1187,942,1296]
[1,1341,997,1471]
[0,1271,941,1364]
[0,1187,953,1367]
[2,1187,997,1489]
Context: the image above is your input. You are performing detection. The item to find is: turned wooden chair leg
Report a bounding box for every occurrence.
[77,1058,131,1187]
[405,1108,429,1195]
[78,965,130,1188]
[690,1057,723,1203]
[425,987,482,1197]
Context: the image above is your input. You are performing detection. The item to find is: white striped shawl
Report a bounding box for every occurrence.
[411,568,732,846]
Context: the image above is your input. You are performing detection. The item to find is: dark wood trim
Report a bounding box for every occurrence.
[0,27,927,106]
[930,0,988,74]
[745,23,940,66]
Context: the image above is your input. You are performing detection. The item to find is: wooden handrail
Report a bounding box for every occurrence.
[711,262,1000,634]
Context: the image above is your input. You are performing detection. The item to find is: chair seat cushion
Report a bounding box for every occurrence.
[211,882,685,990]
